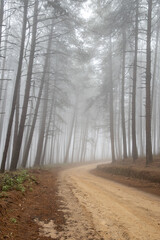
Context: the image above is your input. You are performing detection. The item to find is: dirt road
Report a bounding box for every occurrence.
[1,164,159,239]
[56,163,160,240]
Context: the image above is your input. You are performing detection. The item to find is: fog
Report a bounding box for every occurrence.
[0,0,159,171]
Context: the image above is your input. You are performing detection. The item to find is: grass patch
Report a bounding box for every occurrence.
[10,218,17,224]
[0,192,8,198]
[0,170,37,194]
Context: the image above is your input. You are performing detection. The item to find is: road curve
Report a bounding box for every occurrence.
[58,163,160,240]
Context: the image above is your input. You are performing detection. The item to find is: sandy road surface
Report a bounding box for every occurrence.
[57,163,160,240]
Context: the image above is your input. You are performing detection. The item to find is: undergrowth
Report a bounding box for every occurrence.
[0,170,37,194]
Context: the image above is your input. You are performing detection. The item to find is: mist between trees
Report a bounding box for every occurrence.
[0,0,159,172]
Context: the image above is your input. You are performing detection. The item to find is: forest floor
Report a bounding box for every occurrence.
[0,168,65,240]
[92,157,160,197]
[0,159,160,240]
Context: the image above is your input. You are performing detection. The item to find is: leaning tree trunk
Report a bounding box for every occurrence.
[145,0,153,165]
[0,0,29,172]
[10,0,38,171]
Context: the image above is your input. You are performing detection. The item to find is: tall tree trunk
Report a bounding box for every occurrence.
[80,118,89,163]
[40,91,55,166]
[109,37,115,163]
[152,100,157,154]
[121,29,127,159]
[34,73,49,167]
[56,134,60,164]
[151,21,159,109]
[132,0,139,161]
[0,0,4,49]
[12,87,20,155]
[49,104,57,164]
[151,22,159,154]
[0,0,29,172]
[139,92,144,156]
[21,24,53,168]
[128,89,131,157]
[77,124,83,162]
[49,133,55,164]
[92,129,99,161]
[10,0,38,171]
[145,0,153,165]
[0,25,10,144]
[64,106,76,163]
[71,114,77,163]
[116,83,122,159]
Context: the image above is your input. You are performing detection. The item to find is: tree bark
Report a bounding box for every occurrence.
[145,0,153,165]
[151,21,159,109]
[109,37,115,163]
[40,90,55,166]
[121,29,128,159]
[64,106,76,163]
[34,73,49,167]
[10,0,38,171]
[0,0,4,49]
[132,0,139,161]
[1,0,29,172]
[21,23,54,168]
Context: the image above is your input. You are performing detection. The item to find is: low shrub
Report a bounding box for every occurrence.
[0,170,36,193]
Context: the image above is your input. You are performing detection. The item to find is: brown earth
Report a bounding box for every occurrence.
[0,160,160,240]
[92,157,160,197]
[0,168,65,240]
[58,164,160,240]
